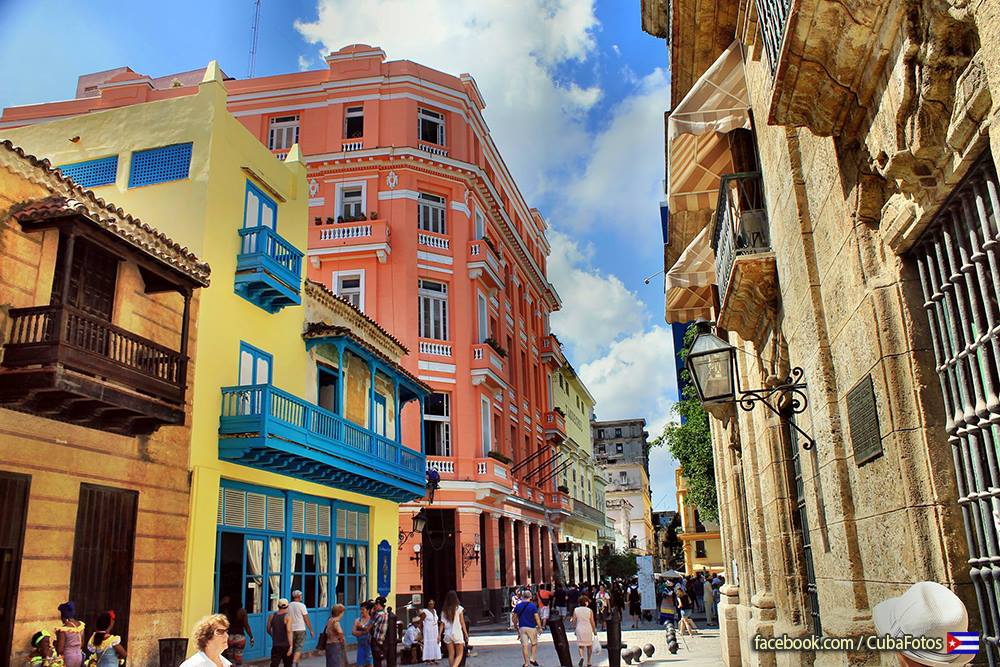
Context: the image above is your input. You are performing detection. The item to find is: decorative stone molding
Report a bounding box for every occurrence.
[717,254,779,342]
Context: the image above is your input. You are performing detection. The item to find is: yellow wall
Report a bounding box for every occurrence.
[3,68,402,637]
[675,467,723,574]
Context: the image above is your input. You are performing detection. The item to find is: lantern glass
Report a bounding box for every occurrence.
[687,332,737,403]
[412,509,428,534]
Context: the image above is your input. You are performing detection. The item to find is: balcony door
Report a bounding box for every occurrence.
[238,344,273,415]
[51,234,119,321]
[372,394,387,437]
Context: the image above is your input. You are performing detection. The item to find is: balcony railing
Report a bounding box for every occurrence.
[543,411,567,442]
[756,0,792,73]
[308,219,390,260]
[418,143,449,157]
[418,231,451,250]
[236,225,303,312]
[4,304,184,403]
[711,172,771,303]
[574,500,607,526]
[220,384,424,484]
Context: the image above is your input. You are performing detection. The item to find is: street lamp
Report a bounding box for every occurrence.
[398,508,429,549]
[685,329,815,450]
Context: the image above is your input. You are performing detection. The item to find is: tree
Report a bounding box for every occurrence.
[652,325,719,523]
[599,549,639,580]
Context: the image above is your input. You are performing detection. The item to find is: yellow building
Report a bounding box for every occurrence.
[674,468,723,575]
[3,64,429,662]
[0,140,208,667]
[550,360,604,584]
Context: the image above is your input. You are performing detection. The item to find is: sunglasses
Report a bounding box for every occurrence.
[214,628,229,636]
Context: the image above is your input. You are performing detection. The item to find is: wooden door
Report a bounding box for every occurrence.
[0,473,30,667]
[69,485,139,648]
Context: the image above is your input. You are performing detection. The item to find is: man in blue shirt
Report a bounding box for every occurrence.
[512,590,541,667]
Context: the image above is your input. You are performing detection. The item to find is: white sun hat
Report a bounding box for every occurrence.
[872,581,976,666]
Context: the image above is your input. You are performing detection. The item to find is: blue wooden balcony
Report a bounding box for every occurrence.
[235,226,303,313]
[218,384,426,502]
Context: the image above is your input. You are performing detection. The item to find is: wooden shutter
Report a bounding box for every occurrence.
[0,473,30,667]
[69,484,139,649]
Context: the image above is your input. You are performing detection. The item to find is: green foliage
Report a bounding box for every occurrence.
[652,325,719,523]
[598,549,638,579]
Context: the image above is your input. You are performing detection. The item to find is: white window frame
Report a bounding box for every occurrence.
[480,396,492,457]
[335,181,367,220]
[418,279,449,341]
[424,392,452,456]
[332,270,365,312]
[268,115,300,150]
[418,107,446,145]
[418,192,447,235]
[344,105,364,139]
[474,209,486,240]
[477,292,489,343]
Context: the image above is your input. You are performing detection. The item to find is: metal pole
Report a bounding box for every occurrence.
[548,613,574,667]
[607,609,622,667]
[384,608,398,667]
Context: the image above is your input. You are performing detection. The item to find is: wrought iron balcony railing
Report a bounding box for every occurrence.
[755,0,793,73]
[712,172,771,303]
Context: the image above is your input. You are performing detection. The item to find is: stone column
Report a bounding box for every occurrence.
[457,509,485,621]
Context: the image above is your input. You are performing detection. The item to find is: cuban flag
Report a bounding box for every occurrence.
[946,632,979,655]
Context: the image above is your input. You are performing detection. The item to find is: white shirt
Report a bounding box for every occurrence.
[179,652,232,667]
[402,626,420,648]
[287,601,309,631]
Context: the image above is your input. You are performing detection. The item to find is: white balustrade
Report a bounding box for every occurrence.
[427,459,455,474]
[419,143,449,157]
[319,225,372,241]
[274,152,288,161]
[473,348,484,360]
[470,245,481,256]
[477,462,488,475]
[419,341,453,357]
[342,141,364,152]
[418,233,450,249]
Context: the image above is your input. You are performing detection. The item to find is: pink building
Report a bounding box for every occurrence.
[1,45,572,619]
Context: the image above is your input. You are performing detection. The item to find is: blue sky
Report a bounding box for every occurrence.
[0,0,680,510]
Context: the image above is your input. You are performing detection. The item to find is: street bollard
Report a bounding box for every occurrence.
[606,610,622,667]
[548,612,574,667]
[385,608,398,667]
[664,622,678,655]
[642,644,655,658]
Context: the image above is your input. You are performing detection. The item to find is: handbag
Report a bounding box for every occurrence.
[317,631,328,651]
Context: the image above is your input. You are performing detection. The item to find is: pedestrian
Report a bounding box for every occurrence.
[703,576,715,626]
[627,585,641,628]
[692,575,704,613]
[594,585,610,631]
[511,590,540,667]
[267,599,293,667]
[54,602,84,667]
[537,585,552,630]
[352,602,374,667]
[401,618,422,665]
[571,595,596,667]
[180,614,231,667]
[440,591,468,667]
[419,598,442,663]
[554,585,567,618]
[287,590,313,667]
[29,631,62,667]
[567,584,580,612]
[219,595,254,666]
[675,586,698,636]
[873,581,976,667]
[86,611,126,667]
[371,597,388,667]
[322,604,346,667]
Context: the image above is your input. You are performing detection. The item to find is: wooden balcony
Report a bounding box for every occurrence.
[219,384,426,502]
[0,304,186,434]
[712,172,777,340]
[308,218,390,263]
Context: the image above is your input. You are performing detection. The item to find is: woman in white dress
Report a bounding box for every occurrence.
[440,591,468,667]
[571,595,597,667]
[419,598,442,662]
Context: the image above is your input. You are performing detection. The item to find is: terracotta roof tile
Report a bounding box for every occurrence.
[1,140,210,286]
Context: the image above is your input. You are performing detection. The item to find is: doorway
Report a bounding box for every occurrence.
[0,473,30,667]
[420,509,456,607]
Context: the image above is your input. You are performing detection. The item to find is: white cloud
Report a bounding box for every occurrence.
[547,229,646,359]
[297,55,312,71]
[293,0,600,203]
[612,44,621,57]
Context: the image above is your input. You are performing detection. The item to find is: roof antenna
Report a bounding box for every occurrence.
[247,0,262,78]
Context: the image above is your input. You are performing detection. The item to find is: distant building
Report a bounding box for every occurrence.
[651,510,680,571]
[593,418,653,554]
[674,469,723,574]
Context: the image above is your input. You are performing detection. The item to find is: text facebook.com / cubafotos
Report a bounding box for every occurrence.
[753,634,946,653]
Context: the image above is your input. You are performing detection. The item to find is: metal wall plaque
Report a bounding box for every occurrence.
[847,375,882,465]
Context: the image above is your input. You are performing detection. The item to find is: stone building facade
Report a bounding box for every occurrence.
[594,418,653,554]
[645,0,1000,664]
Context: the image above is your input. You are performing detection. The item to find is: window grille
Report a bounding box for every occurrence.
[418,193,447,234]
[787,419,821,634]
[247,492,267,530]
[59,156,118,188]
[754,0,792,74]
[128,143,192,187]
[914,151,1000,663]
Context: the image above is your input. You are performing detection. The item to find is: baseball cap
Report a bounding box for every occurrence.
[277,598,289,608]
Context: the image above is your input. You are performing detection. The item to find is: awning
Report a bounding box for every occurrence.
[665,226,715,324]
[667,41,749,214]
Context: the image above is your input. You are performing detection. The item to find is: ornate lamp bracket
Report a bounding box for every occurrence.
[736,367,815,450]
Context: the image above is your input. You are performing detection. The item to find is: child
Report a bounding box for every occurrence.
[401,618,422,664]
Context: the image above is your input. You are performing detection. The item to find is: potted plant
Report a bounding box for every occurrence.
[487,450,512,465]
[337,215,344,224]
[483,336,507,358]
[314,216,323,226]
[325,216,335,225]
[557,484,570,494]
[553,406,565,417]
[482,235,499,255]
[369,211,378,220]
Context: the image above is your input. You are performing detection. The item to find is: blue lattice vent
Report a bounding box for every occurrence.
[58,156,119,188]
[128,143,193,188]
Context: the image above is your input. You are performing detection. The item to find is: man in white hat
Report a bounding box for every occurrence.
[872,581,976,666]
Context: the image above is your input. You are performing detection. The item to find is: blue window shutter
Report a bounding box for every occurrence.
[58,156,119,188]
[128,143,193,187]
